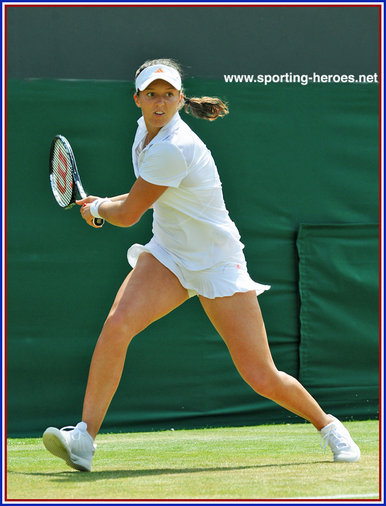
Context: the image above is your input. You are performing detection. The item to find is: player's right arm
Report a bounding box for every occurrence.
[77,178,167,228]
[108,193,129,202]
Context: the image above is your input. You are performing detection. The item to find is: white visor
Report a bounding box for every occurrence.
[135,64,182,92]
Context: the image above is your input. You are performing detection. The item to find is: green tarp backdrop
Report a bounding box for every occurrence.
[7,78,379,436]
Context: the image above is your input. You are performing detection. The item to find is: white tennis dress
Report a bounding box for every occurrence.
[127,112,270,299]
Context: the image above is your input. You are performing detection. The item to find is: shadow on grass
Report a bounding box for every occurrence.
[9,460,330,482]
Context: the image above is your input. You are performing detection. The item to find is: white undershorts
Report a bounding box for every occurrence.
[127,238,270,299]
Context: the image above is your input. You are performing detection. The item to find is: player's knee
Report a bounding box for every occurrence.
[101,311,139,346]
[242,368,280,399]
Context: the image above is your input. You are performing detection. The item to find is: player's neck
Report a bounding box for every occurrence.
[143,122,162,146]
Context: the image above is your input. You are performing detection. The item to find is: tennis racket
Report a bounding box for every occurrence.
[49,134,104,227]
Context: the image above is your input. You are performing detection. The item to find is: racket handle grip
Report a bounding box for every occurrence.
[93,218,104,227]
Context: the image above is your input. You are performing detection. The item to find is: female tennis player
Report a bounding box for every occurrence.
[43,58,360,472]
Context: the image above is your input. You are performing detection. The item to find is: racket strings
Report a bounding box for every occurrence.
[50,141,74,208]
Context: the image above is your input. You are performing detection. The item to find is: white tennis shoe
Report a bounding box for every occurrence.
[320,415,360,462]
[43,421,96,472]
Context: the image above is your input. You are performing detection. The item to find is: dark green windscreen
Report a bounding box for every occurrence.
[6,78,378,435]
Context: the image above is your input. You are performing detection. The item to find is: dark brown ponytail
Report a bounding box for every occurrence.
[183,96,229,121]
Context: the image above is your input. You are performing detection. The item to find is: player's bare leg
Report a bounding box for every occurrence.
[199,291,360,462]
[199,291,330,429]
[43,253,189,471]
[82,252,189,439]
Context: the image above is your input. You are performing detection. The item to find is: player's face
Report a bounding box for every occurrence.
[134,79,182,138]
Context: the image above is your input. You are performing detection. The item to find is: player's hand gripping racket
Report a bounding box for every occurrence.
[49,134,104,227]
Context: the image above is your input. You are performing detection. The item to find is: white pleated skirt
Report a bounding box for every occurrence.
[127,238,270,300]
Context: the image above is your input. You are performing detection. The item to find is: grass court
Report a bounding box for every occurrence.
[6,420,380,501]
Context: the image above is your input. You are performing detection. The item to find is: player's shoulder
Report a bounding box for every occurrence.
[149,140,185,159]
[146,141,187,172]
[152,115,209,168]
[171,118,208,157]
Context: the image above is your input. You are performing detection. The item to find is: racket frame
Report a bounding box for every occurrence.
[49,135,104,226]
